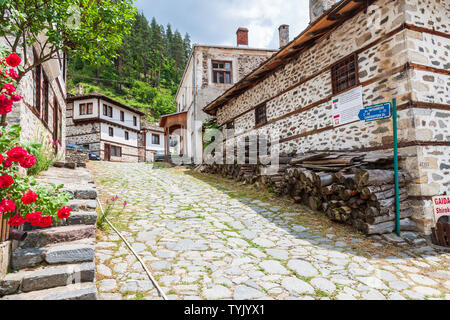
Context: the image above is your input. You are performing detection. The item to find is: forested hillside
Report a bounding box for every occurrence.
[67,13,191,122]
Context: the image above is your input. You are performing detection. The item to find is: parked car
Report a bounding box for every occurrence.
[154,151,165,162]
[66,144,101,161]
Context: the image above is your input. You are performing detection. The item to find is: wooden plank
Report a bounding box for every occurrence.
[436,222,447,247]
[445,223,450,247]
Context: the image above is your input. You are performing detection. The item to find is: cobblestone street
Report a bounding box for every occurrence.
[89,162,450,300]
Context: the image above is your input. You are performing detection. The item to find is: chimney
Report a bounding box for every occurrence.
[310,0,335,23]
[236,27,249,47]
[76,83,83,95]
[278,25,289,48]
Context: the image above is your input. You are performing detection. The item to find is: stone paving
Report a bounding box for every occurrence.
[89,162,450,300]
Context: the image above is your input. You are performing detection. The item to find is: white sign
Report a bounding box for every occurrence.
[332,86,364,126]
[432,195,450,225]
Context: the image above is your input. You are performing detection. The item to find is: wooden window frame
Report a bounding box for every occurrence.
[33,63,41,113]
[212,60,232,84]
[133,116,137,126]
[120,110,125,122]
[111,145,122,157]
[108,106,113,118]
[152,134,160,145]
[86,103,93,115]
[103,104,108,116]
[108,127,114,137]
[255,103,267,126]
[79,103,86,115]
[331,54,359,95]
[125,131,129,140]
[43,74,49,124]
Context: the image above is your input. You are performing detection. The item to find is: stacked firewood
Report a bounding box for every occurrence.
[200,149,416,235]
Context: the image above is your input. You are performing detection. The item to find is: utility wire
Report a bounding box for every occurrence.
[97,199,168,300]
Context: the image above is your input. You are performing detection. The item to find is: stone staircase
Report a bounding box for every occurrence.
[0,167,99,300]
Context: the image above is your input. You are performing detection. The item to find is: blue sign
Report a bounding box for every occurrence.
[358,102,391,122]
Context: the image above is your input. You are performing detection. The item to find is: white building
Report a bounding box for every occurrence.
[161,28,277,164]
[141,123,165,162]
[66,92,145,162]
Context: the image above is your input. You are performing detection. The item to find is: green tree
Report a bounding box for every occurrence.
[0,0,137,82]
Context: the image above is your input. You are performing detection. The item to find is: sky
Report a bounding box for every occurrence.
[134,0,311,50]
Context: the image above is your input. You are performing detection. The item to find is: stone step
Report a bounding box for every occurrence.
[61,211,97,226]
[1,282,97,300]
[61,186,98,200]
[0,262,95,296]
[68,199,97,212]
[11,239,95,270]
[20,225,96,249]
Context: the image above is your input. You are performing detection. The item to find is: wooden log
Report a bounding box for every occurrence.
[365,209,413,224]
[355,169,407,188]
[314,173,334,187]
[363,218,417,235]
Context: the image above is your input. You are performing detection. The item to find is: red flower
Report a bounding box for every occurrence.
[25,212,42,227]
[57,206,71,219]
[0,200,16,212]
[7,146,27,162]
[7,68,18,79]
[5,53,21,67]
[3,158,12,168]
[0,154,3,163]
[8,214,25,227]
[20,154,36,169]
[11,94,22,102]
[2,83,15,94]
[0,175,14,188]
[21,190,37,205]
[38,215,52,228]
[0,94,13,114]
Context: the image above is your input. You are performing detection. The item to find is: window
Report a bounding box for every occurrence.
[133,116,137,126]
[43,75,49,123]
[152,134,160,145]
[79,103,86,115]
[103,104,108,116]
[255,104,267,126]
[212,61,232,84]
[125,131,129,140]
[111,146,122,157]
[33,63,41,113]
[226,121,234,130]
[83,144,89,150]
[120,111,124,122]
[108,106,113,117]
[331,54,358,94]
[108,127,114,137]
[87,103,93,115]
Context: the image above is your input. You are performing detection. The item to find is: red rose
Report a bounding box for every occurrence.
[7,146,27,162]
[21,190,37,205]
[5,53,21,67]
[25,212,42,227]
[8,214,25,227]
[38,215,52,228]
[11,94,22,102]
[0,175,14,188]
[2,83,15,94]
[3,158,12,168]
[57,206,71,219]
[0,94,13,114]
[20,154,36,169]
[7,68,18,79]
[0,154,3,163]
[0,199,16,212]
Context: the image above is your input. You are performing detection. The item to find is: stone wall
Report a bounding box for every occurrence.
[0,242,10,279]
[212,0,449,234]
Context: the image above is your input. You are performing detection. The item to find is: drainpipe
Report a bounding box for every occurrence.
[392,98,401,236]
[192,52,197,164]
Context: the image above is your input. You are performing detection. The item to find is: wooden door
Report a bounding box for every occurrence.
[104,143,111,161]
[53,101,59,154]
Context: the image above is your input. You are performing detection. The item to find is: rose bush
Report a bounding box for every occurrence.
[0,52,71,228]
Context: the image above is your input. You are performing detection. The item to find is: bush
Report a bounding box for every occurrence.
[22,125,64,176]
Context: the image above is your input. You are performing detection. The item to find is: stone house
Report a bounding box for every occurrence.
[0,38,67,278]
[203,0,449,235]
[161,28,277,163]
[140,122,165,162]
[66,92,145,162]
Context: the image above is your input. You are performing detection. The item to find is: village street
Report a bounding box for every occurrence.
[89,162,450,300]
